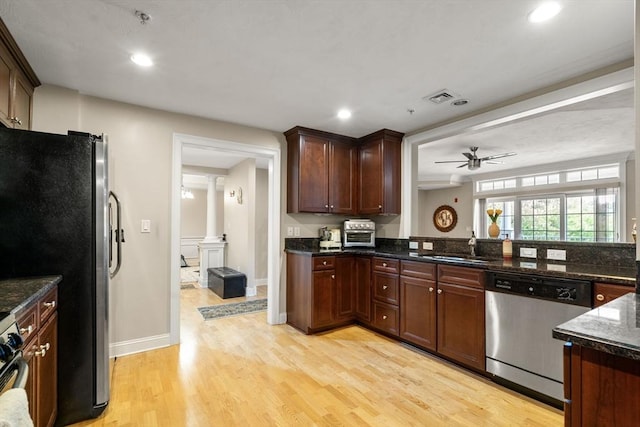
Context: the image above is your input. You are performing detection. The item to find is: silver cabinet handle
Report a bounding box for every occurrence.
[43,301,56,309]
[382,262,387,267]
[331,275,335,279]
[428,287,434,292]
[382,285,388,290]
[323,261,327,265]
[10,117,22,126]
[330,205,334,209]
[20,325,33,335]
[437,289,443,294]
[382,315,387,320]
[596,294,605,301]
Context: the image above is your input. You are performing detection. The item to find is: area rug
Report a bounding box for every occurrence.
[198,299,267,320]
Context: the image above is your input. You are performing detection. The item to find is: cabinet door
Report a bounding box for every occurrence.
[22,337,37,424]
[328,141,356,214]
[373,272,399,305]
[335,257,355,321]
[437,283,485,371]
[400,276,437,351]
[593,282,633,307]
[12,71,32,130]
[37,313,57,427]
[311,270,335,328]
[354,256,371,323]
[298,135,329,212]
[358,138,383,214]
[0,51,10,126]
[372,301,399,336]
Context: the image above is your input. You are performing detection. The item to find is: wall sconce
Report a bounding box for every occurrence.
[181,186,194,199]
[228,187,243,204]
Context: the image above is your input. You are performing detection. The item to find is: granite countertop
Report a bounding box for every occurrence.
[285,247,637,286]
[553,293,640,361]
[0,276,62,315]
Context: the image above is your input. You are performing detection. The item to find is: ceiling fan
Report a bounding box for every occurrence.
[434,146,516,170]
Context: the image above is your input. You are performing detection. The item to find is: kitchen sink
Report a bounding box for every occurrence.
[421,255,490,264]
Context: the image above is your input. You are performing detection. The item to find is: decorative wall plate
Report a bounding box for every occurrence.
[433,205,457,232]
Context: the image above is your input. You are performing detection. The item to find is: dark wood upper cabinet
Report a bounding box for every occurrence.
[358,129,403,215]
[0,17,40,129]
[285,126,357,214]
[285,126,403,215]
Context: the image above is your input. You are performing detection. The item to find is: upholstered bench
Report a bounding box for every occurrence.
[207,267,246,299]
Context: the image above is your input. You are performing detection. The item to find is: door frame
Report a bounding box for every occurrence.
[170,133,282,345]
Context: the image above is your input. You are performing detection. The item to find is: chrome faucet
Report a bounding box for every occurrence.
[468,231,477,257]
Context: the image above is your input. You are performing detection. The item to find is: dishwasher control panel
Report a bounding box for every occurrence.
[487,272,592,307]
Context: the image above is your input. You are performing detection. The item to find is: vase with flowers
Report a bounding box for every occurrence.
[487,208,502,238]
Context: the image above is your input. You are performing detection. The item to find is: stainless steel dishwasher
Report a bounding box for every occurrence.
[485,271,592,406]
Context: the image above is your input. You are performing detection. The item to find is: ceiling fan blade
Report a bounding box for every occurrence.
[434,160,468,164]
[484,160,504,164]
[462,152,474,160]
[456,163,469,168]
[480,152,516,161]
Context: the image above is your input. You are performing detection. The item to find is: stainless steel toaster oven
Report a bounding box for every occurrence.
[343,219,375,247]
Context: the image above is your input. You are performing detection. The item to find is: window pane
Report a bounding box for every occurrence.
[548,215,561,231]
[582,169,597,180]
[566,197,581,213]
[494,181,504,190]
[522,177,534,186]
[548,174,560,184]
[598,166,618,179]
[505,179,516,188]
[480,182,493,192]
[548,198,560,214]
[582,196,594,213]
[521,200,533,215]
[567,171,581,182]
[535,175,547,185]
[582,214,595,231]
[534,199,547,215]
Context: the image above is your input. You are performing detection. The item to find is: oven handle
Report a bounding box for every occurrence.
[12,357,28,390]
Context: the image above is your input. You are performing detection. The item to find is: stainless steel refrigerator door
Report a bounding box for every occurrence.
[95,135,110,407]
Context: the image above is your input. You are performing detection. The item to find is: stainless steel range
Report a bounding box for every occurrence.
[343,219,375,248]
[485,271,592,406]
[0,313,28,394]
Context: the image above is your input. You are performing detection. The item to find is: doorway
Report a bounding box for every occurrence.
[170,133,282,345]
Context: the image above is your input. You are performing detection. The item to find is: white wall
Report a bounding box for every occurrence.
[32,84,284,354]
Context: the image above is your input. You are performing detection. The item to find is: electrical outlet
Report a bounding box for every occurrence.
[294,227,300,237]
[547,264,567,272]
[423,242,434,250]
[287,226,293,236]
[409,241,419,250]
[519,247,537,258]
[547,249,566,261]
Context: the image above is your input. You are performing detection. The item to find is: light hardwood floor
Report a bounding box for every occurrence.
[71,284,562,426]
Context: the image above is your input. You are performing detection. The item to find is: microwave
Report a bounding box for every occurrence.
[343,219,375,248]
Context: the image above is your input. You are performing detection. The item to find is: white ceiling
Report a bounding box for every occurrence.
[0,1,634,173]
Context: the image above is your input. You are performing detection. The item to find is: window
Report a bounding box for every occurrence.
[485,188,619,242]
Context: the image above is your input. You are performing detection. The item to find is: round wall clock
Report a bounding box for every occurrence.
[433,205,457,232]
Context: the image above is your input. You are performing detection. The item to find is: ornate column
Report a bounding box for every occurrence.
[203,175,218,242]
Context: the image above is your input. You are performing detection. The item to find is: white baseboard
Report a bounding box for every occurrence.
[278,312,287,324]
[110,333,171,358]
[246,286,257,297]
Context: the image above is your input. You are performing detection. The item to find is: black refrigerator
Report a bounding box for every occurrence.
[0,126,123,426]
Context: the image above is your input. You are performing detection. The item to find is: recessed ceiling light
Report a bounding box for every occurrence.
[337,109,352,120]
[528,2,562,23]
[131,53,153,67]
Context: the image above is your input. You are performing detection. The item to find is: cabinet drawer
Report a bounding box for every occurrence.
[39,286,58,323]
[372,257,399,274]
[372,301,399,336]
[593,282,633,307]
[373,272,399,305]
[400,260,436,280]
[16,303,37,342]
[437,264,485,289]
[313,256,336,271]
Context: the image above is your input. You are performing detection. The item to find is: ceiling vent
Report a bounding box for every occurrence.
[424,89,457,104]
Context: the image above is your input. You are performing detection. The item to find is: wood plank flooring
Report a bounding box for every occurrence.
[71,284,562,426]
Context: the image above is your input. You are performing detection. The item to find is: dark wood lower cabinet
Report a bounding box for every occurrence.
[400,276,437,351]
[335,257,355,321]
[564,343,640,426]
[371,301,399,336]
[354,257,371,323]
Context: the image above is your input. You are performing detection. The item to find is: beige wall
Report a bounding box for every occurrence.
[224,158,255,285]
[32,84,284,350]
[180,188,207,237]
[417,182,474,238]
[255,169,268,281]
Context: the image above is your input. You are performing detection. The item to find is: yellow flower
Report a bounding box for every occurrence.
[487,208,502,222]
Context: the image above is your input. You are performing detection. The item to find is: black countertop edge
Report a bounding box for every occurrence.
[0,275,62,314]
[284,248,636,285]
[553,293,640,361]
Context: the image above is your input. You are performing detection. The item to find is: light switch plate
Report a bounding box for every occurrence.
[547,249,566,261]
[141,219,151,233]
[520,247,537,258]
[423,242,434,250]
